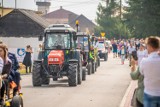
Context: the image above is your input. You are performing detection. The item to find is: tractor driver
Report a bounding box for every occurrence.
[55,35,65,49]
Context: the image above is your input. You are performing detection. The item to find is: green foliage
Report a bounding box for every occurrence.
[124,0,160,38]
[96,1,131,39]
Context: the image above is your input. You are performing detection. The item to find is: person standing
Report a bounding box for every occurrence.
[128,43,136,66]
[130,52,144,107]
[120,46,126,65]
[137,44,148,66]
[37,44,43,60]
[0,44,12,104]
[7,50,21,95]
[23,45,33,74]
[135,39,140,50]
[112,42,117,58]
[140,36,160,107]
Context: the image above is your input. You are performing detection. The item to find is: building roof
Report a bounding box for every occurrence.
[0,9,50,37]
[19,9,50,28]
[43,6,78,19]
[70,14,95,26]
[69,14,96,33]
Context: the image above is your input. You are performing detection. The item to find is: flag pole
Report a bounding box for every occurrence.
[15,0,17,9]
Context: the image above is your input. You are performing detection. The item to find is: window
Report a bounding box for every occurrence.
[45,33,71,49]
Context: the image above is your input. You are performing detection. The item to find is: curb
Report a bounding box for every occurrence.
[119,81,137,107]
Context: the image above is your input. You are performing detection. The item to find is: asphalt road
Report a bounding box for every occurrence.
[21,54,131,107]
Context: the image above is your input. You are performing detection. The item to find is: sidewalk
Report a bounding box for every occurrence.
[119,80,138,107]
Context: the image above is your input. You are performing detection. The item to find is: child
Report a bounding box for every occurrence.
[120,46,126,65]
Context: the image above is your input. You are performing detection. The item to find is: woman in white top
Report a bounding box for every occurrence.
[137,44,148,66]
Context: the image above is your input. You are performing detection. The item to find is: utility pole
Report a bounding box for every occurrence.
[15,0,16,9]
[120,0,122,20]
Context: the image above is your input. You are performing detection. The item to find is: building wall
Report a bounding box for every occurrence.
[0,37,43,60]
[0,8,13,17]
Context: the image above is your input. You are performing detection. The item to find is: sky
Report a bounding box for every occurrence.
[1,0,127,21]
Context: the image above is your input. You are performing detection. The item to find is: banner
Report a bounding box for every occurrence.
[8,48,35,63]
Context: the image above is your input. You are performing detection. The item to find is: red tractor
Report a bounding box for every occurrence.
[32,24,84,87]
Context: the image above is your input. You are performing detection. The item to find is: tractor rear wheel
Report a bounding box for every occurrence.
[95,62,97,72]
[87,62,92,75]
[32,61,42,86]
[82,67,86,81]
[78,61,82,85]
[92,61,95,74]
[104,53,107,61]
[98,57,100,67]
[68,64,78,86]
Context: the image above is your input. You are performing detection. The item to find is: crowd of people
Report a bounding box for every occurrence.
[111,36,160,107]
[111,38,147,65]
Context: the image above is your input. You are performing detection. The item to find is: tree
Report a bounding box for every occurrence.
[95,0,131,39]
[124,0,160,38]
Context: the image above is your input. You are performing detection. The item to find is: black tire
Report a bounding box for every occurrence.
[78,61,82,85]
[32,61,42,86]
[91,61,95,74]
[53,77,58,81]
[87,62,92,75]
[82,67,86,81]
[104,53,107,61]
[98,57,100,67]
[41,69,50,85]
[95,62,97,72]
[42,76,50,85]
[11,96,23,107]
[68,64,78,86]
[106,52,108,61]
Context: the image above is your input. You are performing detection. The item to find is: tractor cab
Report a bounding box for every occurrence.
[32,24,84,87]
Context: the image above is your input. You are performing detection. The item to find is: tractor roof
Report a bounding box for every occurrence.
[45,24,76,33]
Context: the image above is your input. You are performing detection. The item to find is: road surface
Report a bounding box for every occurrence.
[21,54,131,107]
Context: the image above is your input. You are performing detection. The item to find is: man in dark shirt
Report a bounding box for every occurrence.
[8,52,21,95]
[112,42,117,58]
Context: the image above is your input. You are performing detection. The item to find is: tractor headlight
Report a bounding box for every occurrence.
[49,58,54,61]
[53,58,59,61]
[49,58,59,62]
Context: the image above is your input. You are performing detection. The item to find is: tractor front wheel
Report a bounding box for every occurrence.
[98,57,100,67]
[68,64,78,86]
[92,61,95,74]
[87,62,92,75]
[42,74,50,85]
[104,53,107,61]
[32,61,42,86]
[82,67,87,81]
